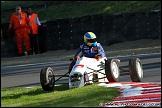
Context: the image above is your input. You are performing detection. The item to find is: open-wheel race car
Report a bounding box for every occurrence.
[40,56,143,91]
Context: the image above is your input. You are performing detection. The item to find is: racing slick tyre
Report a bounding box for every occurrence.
[105,59,120,82]
[40,67,55,91]
[129,58,143,82]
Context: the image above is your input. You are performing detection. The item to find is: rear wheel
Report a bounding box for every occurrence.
[105,59,120,82]
[129,58,143,82]
[40,67,55,91]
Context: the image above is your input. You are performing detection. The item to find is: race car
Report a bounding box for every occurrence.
[40,56,143,91]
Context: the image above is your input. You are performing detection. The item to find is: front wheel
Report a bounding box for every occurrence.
[129,58,143,82]
[40,67,55,91]
[105,59,120,82]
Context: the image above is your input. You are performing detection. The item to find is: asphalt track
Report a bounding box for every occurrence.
[1,53,161,88]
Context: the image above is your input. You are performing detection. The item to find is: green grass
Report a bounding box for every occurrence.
[1,84,119,107]
[1,1,161,23]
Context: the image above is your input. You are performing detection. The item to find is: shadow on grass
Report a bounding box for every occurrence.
[1,84,69,100]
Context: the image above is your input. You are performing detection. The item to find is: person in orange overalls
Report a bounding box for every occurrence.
[7,6,33,56]
[27,6,41,55]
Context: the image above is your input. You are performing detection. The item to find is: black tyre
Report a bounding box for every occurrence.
[40,67,55,91]
[129,58,143,82]
[105,59,120,82]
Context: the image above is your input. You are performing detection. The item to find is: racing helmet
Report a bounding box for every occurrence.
[84,32,97,47]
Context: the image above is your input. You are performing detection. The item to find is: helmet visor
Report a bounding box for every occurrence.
[87,38,97,43]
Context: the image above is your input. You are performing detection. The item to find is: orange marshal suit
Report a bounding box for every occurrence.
[9,12,31,54]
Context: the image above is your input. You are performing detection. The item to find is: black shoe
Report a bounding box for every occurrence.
[27,50,33,55]
[18,53,25,57]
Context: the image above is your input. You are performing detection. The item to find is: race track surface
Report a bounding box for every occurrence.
[1,53,161,88]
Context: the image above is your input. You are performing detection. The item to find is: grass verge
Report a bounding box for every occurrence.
[1,1,161,23]
[1,83,119,107]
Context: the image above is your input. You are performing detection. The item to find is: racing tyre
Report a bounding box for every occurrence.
[40,67,55,91]
[105,59,120,82]
[129,58,143,82]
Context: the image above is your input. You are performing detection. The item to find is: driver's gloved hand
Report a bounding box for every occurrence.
[76,56,80,60]
[95,54,102,61]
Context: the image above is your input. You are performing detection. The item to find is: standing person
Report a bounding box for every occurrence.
[27,6,41,55]
[7,6,33,56]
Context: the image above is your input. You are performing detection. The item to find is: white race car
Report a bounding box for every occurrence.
[40,56,143,91]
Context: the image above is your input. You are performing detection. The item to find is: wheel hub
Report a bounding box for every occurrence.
[112,62,119,78]
[137,62,143,78]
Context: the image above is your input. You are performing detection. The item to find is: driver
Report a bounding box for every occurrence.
[74,32,106,61]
